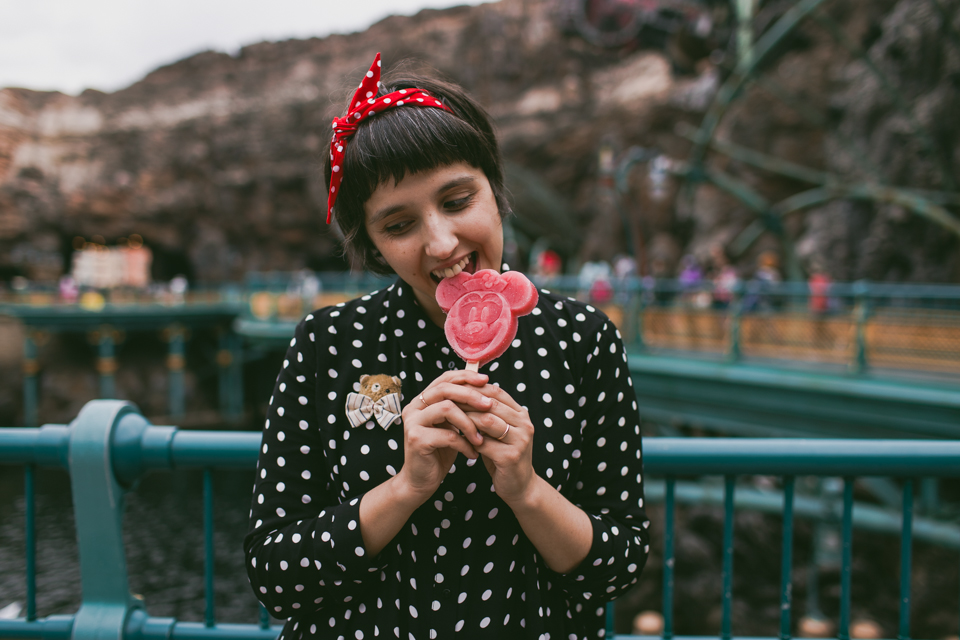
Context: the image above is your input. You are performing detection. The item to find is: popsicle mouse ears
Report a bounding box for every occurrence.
[436,270,539,314]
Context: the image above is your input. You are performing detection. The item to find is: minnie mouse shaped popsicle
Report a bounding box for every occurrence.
[436,269,539,371]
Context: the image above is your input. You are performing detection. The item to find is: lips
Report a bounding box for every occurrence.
[430,252,477,283]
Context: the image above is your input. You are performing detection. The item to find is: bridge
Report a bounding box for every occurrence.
[3,275,959,441]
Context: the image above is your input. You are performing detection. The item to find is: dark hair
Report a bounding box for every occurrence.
[323,68,510,274]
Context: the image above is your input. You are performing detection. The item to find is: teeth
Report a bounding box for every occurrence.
[433,255,471,280]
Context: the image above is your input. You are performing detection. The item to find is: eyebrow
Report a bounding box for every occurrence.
[368,174,479,225]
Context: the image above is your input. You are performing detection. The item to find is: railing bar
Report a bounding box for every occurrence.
[899,478,913,640]
[663,477,676,640]
[721,475,735,640]
[779,476,795,640]
[25,464,37,622]
[259,604,270,631]
[203,469,216,628]
[839,477,855,640]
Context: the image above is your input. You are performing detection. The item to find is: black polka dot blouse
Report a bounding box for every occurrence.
[244,278,650,640]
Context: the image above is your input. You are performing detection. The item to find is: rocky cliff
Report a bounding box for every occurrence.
[0,0,957,284]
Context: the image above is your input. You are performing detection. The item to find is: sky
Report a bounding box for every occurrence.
[0,0,492,95]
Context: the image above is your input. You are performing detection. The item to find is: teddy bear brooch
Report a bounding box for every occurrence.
[345,374,403,429]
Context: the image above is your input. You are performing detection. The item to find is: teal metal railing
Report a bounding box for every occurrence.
[618,439,960,639]
[4,274,960,428]
[0,401,277,640]
[3,401,960,638]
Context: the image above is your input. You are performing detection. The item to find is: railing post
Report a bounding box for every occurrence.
[662,477,676,640]
[25,464,37,621]
[727,282,743,363]
[91,326,120,399]
[851,281,870,374]
[779,476,795,640]
[218,330,244,424]
[67,400,148,640]
[721,476,736,640]
[165,325,187,420]
[633,279,646,351]
[23,331,42,427]
[899,479,914,640]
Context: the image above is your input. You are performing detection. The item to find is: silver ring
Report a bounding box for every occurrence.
[495,423,511,441]
[419,393,429,408]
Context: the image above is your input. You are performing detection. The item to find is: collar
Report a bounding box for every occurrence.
[386,279,447,346]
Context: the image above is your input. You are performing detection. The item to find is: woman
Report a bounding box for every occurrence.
[245,53,649,639]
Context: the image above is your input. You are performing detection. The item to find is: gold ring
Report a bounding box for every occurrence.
[419,393,429,408]
[495,423,511,441]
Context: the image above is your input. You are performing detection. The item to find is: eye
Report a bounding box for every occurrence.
[384,219,412,235]
[444,193,475,211]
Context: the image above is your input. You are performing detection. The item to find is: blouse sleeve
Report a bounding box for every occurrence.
[243,313,389,619]
[553,318,650,603]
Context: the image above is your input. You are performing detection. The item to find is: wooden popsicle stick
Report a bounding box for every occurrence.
[466,361,479,372]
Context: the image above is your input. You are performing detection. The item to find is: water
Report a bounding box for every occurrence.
[0,465,267,624]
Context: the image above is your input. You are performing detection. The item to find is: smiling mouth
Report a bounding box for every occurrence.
[431,252,477,283]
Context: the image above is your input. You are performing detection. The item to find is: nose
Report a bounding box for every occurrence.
[422,212,458,259]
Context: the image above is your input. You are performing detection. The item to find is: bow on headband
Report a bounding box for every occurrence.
[326,52,455,223]
[344,391,402,429]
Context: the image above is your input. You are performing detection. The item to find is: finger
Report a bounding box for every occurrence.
[463,386,528,436]
[472,383,523,412]
[416,381,495,413]
[465,410,512,443]
[424,370,489,394]
[417,401,485,446]
[416,425,479,459]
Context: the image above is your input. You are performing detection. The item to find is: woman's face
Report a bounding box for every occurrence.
[364,162,504,326]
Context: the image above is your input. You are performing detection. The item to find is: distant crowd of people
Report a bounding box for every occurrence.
[531,243,835,314]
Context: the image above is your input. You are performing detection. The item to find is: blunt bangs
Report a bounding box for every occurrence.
[342,107,497,213]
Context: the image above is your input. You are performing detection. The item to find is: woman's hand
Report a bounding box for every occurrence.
[463,384,594,574]
[394,370,493,504]
[463,385,537,507]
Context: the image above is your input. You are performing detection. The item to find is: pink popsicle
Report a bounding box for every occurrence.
[436,269,539,371]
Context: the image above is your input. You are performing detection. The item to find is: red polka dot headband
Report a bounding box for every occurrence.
[326,52,454,224]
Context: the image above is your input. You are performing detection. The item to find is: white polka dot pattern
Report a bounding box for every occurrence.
[244,280,648,639]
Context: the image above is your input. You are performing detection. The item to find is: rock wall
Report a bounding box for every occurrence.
[0,0,957,284]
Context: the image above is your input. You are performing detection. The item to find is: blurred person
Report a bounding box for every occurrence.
[58,275,79,303]
[677,254,709,307]
[744,250,782,312]
[808,259,833,315]
[708,244,739,309]
[579,259,614,304]
[534,247,562,279]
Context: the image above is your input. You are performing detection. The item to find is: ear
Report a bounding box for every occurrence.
[359,374,370,385]
[391,376,401,387]
[435,271,472,311]
[501,271,538,314]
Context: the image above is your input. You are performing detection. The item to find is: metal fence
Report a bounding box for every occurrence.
[2,400,960,639]
[4,274,960,377]
[532,277,960,377]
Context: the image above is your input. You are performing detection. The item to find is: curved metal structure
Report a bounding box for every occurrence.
[606,0,960,281]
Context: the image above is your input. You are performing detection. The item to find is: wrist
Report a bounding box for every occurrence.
[503,473,547,514]
[389,472,433,510]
